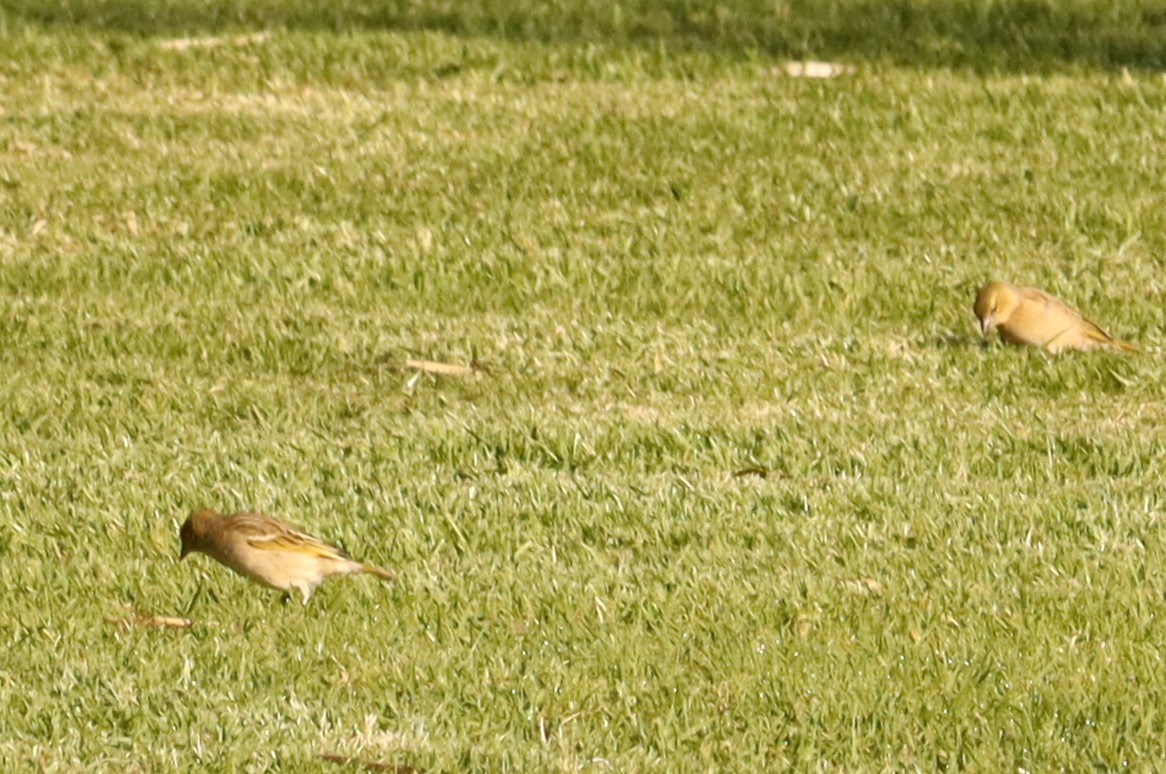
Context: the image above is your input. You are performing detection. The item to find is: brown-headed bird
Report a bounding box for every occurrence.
[179,509,395,603]
[973,280,1137,353]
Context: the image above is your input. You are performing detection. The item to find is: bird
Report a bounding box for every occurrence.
[973,280,1137,353]
[179,509,395,603]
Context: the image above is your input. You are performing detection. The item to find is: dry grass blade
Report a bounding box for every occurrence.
[157,32,272,51]
[112,612,196,629]
[779,61,856,78]
[406,358,474,376]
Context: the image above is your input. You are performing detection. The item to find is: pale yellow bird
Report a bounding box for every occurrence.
[179,509,395,603]
[973,280,1136,353]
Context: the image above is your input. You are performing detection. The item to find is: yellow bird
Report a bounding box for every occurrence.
[179,509,395,603]
[973,280,1136,353]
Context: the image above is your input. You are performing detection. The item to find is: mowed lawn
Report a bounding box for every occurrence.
[2,1,1166,769]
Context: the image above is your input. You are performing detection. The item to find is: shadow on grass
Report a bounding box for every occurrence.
[2,0,1165,71]
[933,333,985,350]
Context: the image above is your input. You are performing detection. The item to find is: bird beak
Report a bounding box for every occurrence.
[979,315,993,336]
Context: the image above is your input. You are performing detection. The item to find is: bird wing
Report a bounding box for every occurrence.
[250,532,353,560]
[1021,285,1118,346]
[227,513,353,560]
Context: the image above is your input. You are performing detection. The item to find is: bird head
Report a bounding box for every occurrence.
[973,281,1019,337]
[179,509,217,559]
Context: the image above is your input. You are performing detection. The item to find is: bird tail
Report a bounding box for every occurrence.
[1080,319,1139,352]
[361,563,396,582]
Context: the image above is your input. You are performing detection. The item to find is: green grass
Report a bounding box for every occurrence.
[5,0,1166,70]
[2,1,1166,769]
